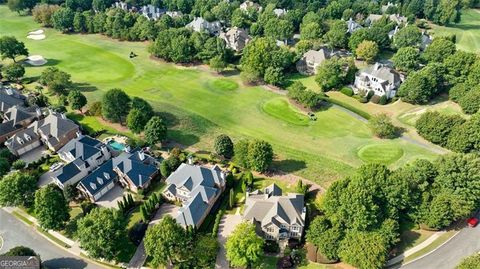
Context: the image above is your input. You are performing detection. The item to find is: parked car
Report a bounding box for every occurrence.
[467,217,479,227]
[49,162,63,172]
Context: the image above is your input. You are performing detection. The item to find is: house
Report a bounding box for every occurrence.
[219,27,251,52]
[0,106,40,144]
[166,11,182,18]
[0,85,26,113]
[273,8,287,17]
[77,159,118,202]
[239,1,262,12]
[58,135,111,170]
[381,2,397,13]
[388,26,399,39]
[243,184,306,241]
[141,4,166,20]
[113,1,129,11]
[296,49,330,75]
[163,163,226,228]
[114,149,159,193]
[365,14,384,25]
[186,17,222,35]
[389,14,408,25]
[77,148,158,202]
[52,158,89,189]
[353,63,402,98]
[420,31,433,51]
[5,112,80,156]
[346,18,362,34]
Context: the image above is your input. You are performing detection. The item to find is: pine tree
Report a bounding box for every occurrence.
[140,205,149,222]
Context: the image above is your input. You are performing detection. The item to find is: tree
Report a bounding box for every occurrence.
[52,7,75,32]
[295,179,309,195]
[214,134,234,158]
[3,246,39,257]
[12,159,26,170]
[0,172,36,207]
[2,63,25,82]
[369,114,398,139]
[234,139,250,168]
[148,28,195,63]
[416,111,466,146]
[457,253,480,269]
[315,57,356,91]
[7,0,40,12]
[92,0,114,12]
[0,36,28,62]
[73,12,87,33]
[422,38,456,63]
[225,222,264,268]
[144,215,191,267]
[247,140,273,172]
[392,26,421,49]
[101,88,131,123]
[300,22,323,40]
[355,40,378,63]
[263,67,285,86]
[306,216,342,261]
[209,55,227,73]
[34,184,70,230]
[391,47,420,72]
[447,114,480,153]
[63,184,78,202]
[444,51,478,85]
[144,116,167,145]
[0,158,10,177]
[67,90,87,112]
[77,208,127,261]
[193,235,219,268]
[338,231,388,269]
[397,63,445,104]
[32,4,60,27]
[127,109,147,134]
[458,89,480,115]
[324,20,348,49]
[39,67,72,95]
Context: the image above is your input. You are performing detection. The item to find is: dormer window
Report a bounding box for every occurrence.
[18,138,24,145]
[90,182,97,190]
[25,134,31,141]
[103,172,110,180]
[97,177,104,185]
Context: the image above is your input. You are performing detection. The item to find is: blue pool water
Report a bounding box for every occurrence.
[108,140,126,151]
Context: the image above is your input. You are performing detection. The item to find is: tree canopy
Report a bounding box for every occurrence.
[101,88,131,123]
[34,184,70,230]
[144,116,168,145]
[225,222,264,268]
[0,172,37,207]
[214,134,234,159]
[0,36,28,62]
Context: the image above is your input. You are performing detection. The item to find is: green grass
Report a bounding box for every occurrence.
[262,97,310,126]
[397,101,467,127]
[431,9,480,53]
[256,256,279,269]
[402,230,457,264]
[126,206,143,229]
[12,210,34,225]
[0,6,439,187]
[357,143,405,165]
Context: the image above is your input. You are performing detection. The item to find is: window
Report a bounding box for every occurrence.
[292,226,300,232]
[267,227,274,233]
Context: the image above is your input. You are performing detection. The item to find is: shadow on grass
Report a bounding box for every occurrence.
[74,82,98,92]
[167,130,200,147]
[42,58,61,67]
[156,111,179,127]
[271,159,307,173]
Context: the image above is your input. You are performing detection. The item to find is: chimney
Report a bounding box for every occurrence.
[139,151,145,161]
[76,131,83,138]
[187,155,193,165]
[61,113,66,119]
[36,108,42,116]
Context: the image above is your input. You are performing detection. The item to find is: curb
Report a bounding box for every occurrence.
[399,230,461,267]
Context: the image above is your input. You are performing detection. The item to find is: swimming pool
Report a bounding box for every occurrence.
[108,140,126,151]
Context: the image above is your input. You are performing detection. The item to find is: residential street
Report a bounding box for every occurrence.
[400,213,480,269]
[0,209,101,269]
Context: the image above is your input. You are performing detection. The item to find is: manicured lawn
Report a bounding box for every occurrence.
[431,9,480,53]
[397,100,467,127]
[402,230,457,264]
[0,6,439,187]
[256,256,279,269]
[262,97,310,126]
[392,220,436,260]
[126,206,143,229]
[357,143,404,165]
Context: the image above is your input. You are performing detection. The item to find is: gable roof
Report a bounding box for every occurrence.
[302,49,329,65]
[187,17,221,33]
[31,112,79,141]
[166,163,224,191]
[5,126,39,150]
[78,159,117,196]
[346,18,362,33]
[244,184,305,228]
[0,86,26,113]
[115,149,157,187]
[361,63,401,84]
[54,158,85,184]
[58,135,104,161]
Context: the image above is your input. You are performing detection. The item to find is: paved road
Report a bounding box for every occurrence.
[400,214,480,269]
[0,209,101,269]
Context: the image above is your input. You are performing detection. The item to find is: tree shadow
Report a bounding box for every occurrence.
[42,58,61,67]
[73,82,98,92]
[43,257,89,269]
[167,130,200,147]
[221,69,240,77]
[271,159,307,173]
[156,111,179,127]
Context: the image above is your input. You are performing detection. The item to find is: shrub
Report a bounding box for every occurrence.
[12,159,26,170]
[211,209,225,238]
[369,114,398,139]
[264,241,280,253]
[370,95,381,104]
[340,87,353,97]
[379,95,388,105]
[415,111,465,146]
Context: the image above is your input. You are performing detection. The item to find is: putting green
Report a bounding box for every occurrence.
[357,144,404,165]
[262,97,310,126]
[0,6,440,186]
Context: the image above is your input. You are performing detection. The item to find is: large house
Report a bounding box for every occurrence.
[243,184,306,241]
[219,27,251,52]
[52,135,111,188]
[353,63,402,98]
[296,49,330,75]
[6,112,80,156]
[77,148,158,202]
[186,17,222,35]
[239,1,262,12]
[0,106,40,144]
[0,85,26,113]
[163,163,226,228]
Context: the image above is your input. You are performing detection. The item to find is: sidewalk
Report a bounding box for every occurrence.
[387,231,446,266]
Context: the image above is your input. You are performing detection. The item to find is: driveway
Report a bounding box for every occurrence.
[20,147,49,164]
[96,185,125,209]
[127,203,179,268]
[215,214,243,269]
[399,212,480,269]
[0,209,101,269]
[38,171,54,187]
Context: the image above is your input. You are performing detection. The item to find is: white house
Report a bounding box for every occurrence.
[186,17,222,35]
[353,63,402,98]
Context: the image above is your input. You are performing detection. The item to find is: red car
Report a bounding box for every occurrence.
[467,217,479,227]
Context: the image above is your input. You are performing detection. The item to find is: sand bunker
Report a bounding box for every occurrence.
[26,55,47,66]
[28,29,44,35]
[27,34,46,40]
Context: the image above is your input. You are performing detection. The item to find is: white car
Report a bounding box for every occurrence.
[49,162,63,172]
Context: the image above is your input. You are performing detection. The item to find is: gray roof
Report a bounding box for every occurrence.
[78,159,117,196]
[220,27,251,51]
[54,158,85,184]
[273,8,287,17]
[303,49,329,65]
[346,18,362,33]
[186,17,221,33]
[31,112,79,146]
[58,135,104,161]
[0,86,26,113]
[362,63,401,84]
[389,14,407,25]
[5,126,39,150]
[115,148,157,187]
[244,184,305,228]
[165,163,225,227]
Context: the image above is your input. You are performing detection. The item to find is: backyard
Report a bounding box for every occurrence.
[0,6,439,187]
